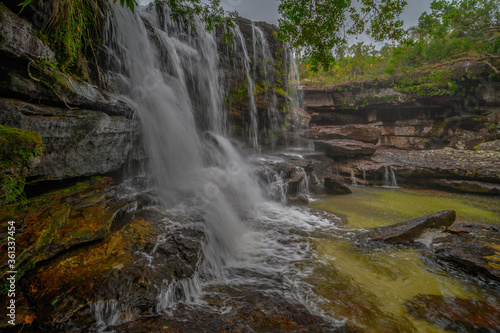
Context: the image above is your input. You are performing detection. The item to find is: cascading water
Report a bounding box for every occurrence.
[383,166,398,188]
[233,26,260,149]
[94,3,356,332]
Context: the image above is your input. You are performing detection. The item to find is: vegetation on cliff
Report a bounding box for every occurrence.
[0,126,44,205]
[299,0,499,90]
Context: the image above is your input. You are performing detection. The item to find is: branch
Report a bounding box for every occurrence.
[28,62,79,110]
[416,56,500,73]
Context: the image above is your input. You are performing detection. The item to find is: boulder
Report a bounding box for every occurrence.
[324,177,352,195]
[309,125,381,144]
[357,210,456,244]
[0,5,55,62]
[315,139,377,158]
[0,98,141,180]
[406,295,500,332]
[427,222,500,284]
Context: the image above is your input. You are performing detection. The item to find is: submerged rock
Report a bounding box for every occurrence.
[315,139,377,158]
[406,295,500,332]
[357,210,456,244]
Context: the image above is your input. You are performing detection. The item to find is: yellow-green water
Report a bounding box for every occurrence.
[311,187,500,229]
[306,187,500,332]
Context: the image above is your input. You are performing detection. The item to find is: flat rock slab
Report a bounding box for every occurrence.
[357,210,456,244]
[406,295,500,332]
[315,139,377,158]
[428,222,500,285]
[309,125,381,144]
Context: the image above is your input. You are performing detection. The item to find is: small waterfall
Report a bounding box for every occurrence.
[260,168,288,204]
[252,23,280,150]
[92,300,136,330]
[350,169,358,186]
[362,170,367,185]
[233,26,259,149]
[383,166,398,188]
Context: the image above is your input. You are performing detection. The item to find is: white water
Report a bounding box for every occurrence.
[96,3,349,330]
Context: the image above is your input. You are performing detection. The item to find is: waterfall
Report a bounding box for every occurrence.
[252,23,280,150]
[106,3,267,294]
[383,166,398,188]
[233,26,259,149]
[100,4,344,328]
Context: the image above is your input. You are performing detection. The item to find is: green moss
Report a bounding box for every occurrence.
[0,126,44,205]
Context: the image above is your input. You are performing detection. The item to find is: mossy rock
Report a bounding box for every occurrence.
[0,177,131,282]
[0,125,44,205]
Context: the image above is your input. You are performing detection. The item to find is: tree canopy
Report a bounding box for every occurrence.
[125,0,409,70]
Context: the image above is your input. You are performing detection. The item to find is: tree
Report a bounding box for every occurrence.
[277,0,408,71]
[121,0,409,71]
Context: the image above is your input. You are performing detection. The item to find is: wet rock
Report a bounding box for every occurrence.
[315,139,377,158]
[406,295,500,332]
[0,5,55,62]
[427,222,500,285]
[18,208,204,329]
[290,106,312,131]
[309,125,381,144]
[288,195,310,205]
[110,285,351,333]
[324,177,352,195]
[0,177,132,281]
[357,210,456,244]
[0,98,141,180]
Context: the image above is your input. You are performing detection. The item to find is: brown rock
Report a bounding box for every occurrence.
[406,295,500,332]
[428,222,500,284]
[0,177,131,281]
[357,210,456,244]
[315,139,377,158]
[324,177,352,195]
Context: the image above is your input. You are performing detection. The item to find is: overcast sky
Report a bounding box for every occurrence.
[139,0,435,33]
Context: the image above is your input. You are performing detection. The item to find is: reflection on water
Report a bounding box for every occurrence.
[311,187,500,229]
